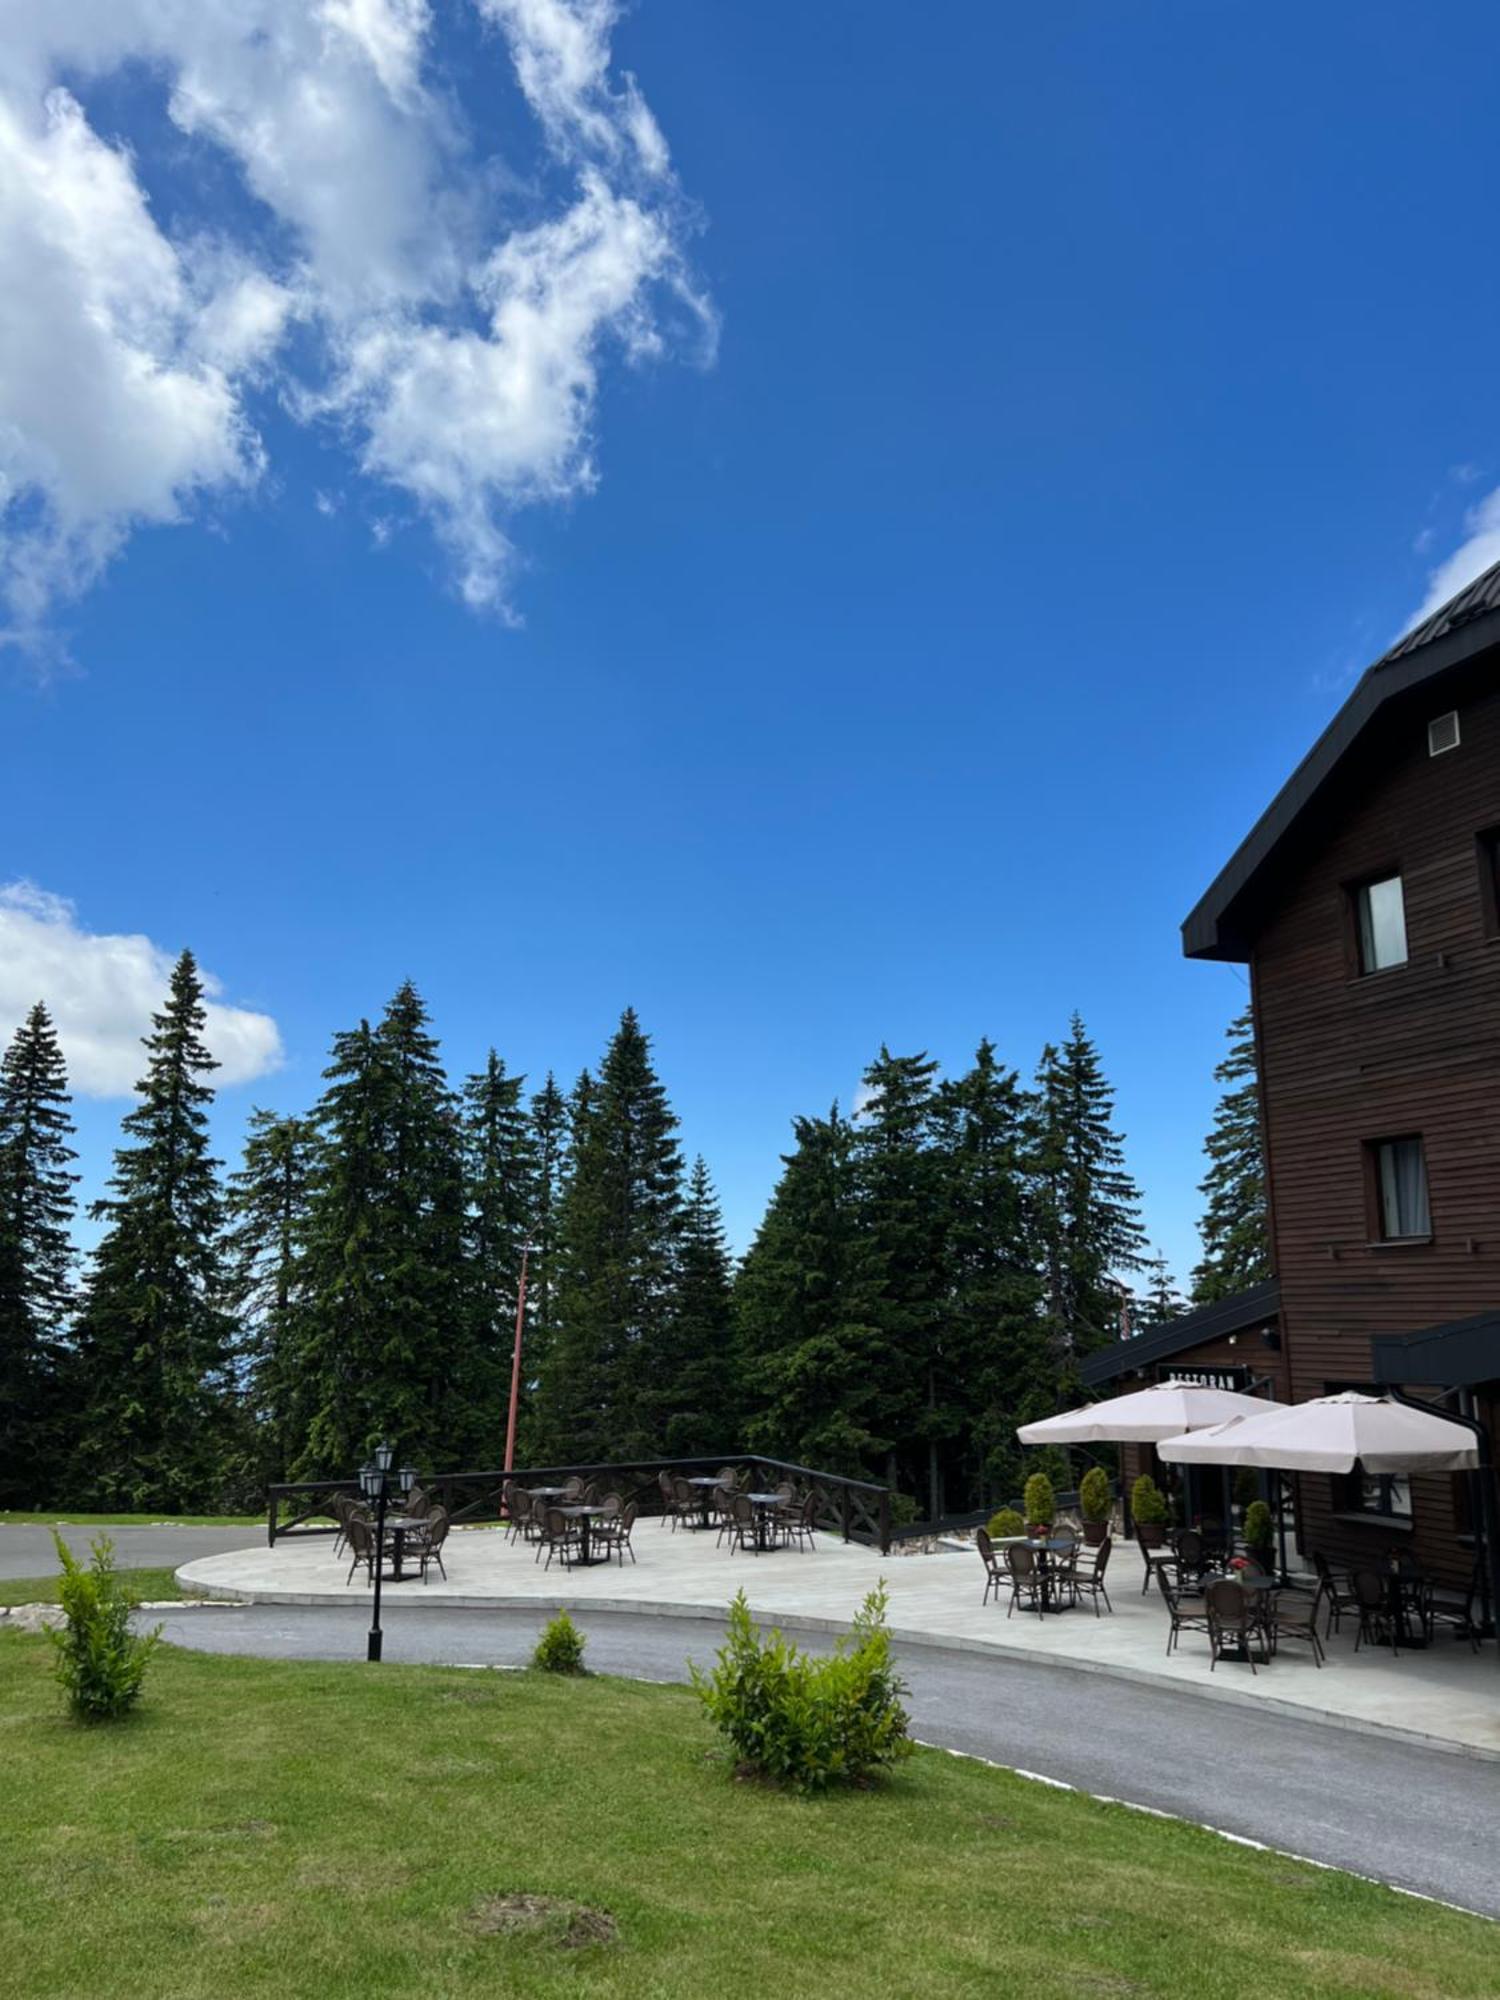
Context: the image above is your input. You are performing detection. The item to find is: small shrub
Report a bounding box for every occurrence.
[987,1507,1025,1539]
[692,1585,911,1792]
[533,1609,587,1674]
[1244,1500,1274,1552]
[47,1532,160,1723]
[1078,1467,1112,1524]
[1130,1474,1167,1526]
[1022,1472,1055,1527]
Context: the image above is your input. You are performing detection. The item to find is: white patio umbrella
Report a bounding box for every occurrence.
[1157,1391,1480,1473]
[1016,1377,1279,1446]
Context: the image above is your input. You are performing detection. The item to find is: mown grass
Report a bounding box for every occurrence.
[0,1568,185,1608]
[0,1633,1493,1999]
[0,1511,261,1528]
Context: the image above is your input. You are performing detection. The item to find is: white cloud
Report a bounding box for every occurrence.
[1406,485,1500,632]
[0,881,283,1096]
[0,0,706,641]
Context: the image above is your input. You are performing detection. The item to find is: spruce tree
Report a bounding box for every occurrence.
[535,1012,684,1461]
[735,1108,884,1477]
[0,1003,78,1506]
[853,1046,945,1507]
[225,1109,316,1484]
[1135,1250,1186,1326]
[656,1155,738,1456]
[1029,1015,1147,1373]
[524,1071,569,1404]
[71,952,238,1511]
[934,1039,1048,1512]
[295,985,474,1476]
[1191,1005,1271,1302]
[462,1051,537,1443]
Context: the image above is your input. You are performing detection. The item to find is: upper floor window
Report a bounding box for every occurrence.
[1373,1135,1431,1240]
[1354,873,1407,973]
[1477,829,1500,938]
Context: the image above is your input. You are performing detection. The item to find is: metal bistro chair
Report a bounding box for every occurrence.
[504,1484,531,1544]
[781,1492,820,1554]
[1005,1544,1044,1619]
[1138,1533,1177,1597]
[1352,1567,1397,1656]
[344,1514,376,1587]
[1426,1560,1483,1653]
[1265,1587,1324,1668]
[726,1490,761,1556]
[1047,1537,1079,1610]
[1312,1550,1359,1639]
[538,1506,581,1572]
[417,1507,450,1583]
[601,1499,638,1566]
[658,1470,681,1529]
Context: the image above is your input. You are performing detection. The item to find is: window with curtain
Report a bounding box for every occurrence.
[1374,1136,1431,1239]
[1354,873,1408,972]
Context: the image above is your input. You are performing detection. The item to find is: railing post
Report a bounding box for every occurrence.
[879,1487,891,1556]
[267,1490,278,1548]
[841,1484,851,1544]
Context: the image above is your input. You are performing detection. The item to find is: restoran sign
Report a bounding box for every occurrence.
[1159,1366,1250,1392]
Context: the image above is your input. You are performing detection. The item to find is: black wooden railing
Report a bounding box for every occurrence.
[267,1453,893,1552]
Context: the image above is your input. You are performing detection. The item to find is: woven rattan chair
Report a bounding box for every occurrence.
[1352,1567,1395,1655]
[726,1490,760,1556]
[417,1507,449,1583]
[1005,1544,1044,1619]
[561,1475,584,1501]
[658,1470,681,1529]
[1427,1561,1482,1652]
[504,1483,529,1543]
[782,1492,819,1553]
[1266,1588,1324,1667]
[602,1499,638,1566]
[538,1505,580,1572]
[344,1514,376,1587]
[1207,1577,1266,1673]
[1047,1538,1079,1609]
[404,1485,432,1521]
[1156,1565,1210,1655]
[1138,1532,1177,1597]
[976,1527,1005,1605]
[1070,1535,1114,1617]
[1312,1550,1358,1638]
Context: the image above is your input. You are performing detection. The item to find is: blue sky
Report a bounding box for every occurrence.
[5,3,1500,1286]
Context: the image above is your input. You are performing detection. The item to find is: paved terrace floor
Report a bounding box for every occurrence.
[176,1522,1500,1759]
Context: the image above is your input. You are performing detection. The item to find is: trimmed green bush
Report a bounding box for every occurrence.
[1078,1467,1111,1524]
[692,1585,911,1791]
[1244,1500,1274,1553]
[987,1507,1025,1540]
[47,1532,160,1723]
[532,1609,587,1675]
[1130,1474,1167,1526]
[1022,1472,1055,1527]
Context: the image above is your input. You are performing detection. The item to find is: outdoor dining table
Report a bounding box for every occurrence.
[556,1503,614,1567]
[746,1492,787,1553]
[994,1535,1076,1612]
[684,1475,724,1527]
[377,1514,429,1582]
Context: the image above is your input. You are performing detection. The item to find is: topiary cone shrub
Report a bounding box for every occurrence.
[532,1609,587,1674]
[1244,1499,1274,1562]
[1078,1466,1112,1545]
[987,1507,1025,1541]
[1022,1472,1055,1534]
[1130,1474,1168,1545]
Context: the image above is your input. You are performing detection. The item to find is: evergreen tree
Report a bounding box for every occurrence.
[934,1039,1048,1512]
[735,1107,884,1477]
[295,985,473,1475]
[462,1051,537,1408]
[1029,1015,1147,1373]
[225,1109,316,1484]
[656,1156,738,1456]
[524,1071,569,1398]
[0,1003,78,1506]
[71,953,239,1511]
[853,1046,945,1505]
[534,1012,684,1461]
[1135,1249,1187,1326]
[1191,1005,1271,1302]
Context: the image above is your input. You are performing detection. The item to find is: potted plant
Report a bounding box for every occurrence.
[987,1506,1025,1541]
[1244,1499,1274,1571]
[1131,1473,1168,1547]
[1078,1466,1112,1546]
[1023,1472,1055,1539]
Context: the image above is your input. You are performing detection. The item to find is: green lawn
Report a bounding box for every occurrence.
[0,1511,262,1528]
[0,1633,1491,1999]
[0,1568,186,1608]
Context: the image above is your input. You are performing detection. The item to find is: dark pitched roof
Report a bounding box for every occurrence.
[1371,1305,1500,1388]
[1182,557,1500,963]
[1078,1278,1280,1387]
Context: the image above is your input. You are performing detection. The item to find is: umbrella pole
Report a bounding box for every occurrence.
[1390,1387,1500,1662]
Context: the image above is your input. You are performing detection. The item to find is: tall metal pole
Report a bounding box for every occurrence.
[367,1477,387,1663]
[504,1242,534,1474]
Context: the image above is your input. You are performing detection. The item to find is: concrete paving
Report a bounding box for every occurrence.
[148,1597,1500,1919]
[177,1521,1500,1759]
[0,1523,263,1578]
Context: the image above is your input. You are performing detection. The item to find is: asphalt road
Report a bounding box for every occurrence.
[148,1598,1500,1920]
[0,1525,261,1578]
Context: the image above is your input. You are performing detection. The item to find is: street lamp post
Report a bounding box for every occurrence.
[359,1442,415,1663]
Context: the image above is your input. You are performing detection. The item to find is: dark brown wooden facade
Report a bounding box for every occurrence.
[1185,618,1500,1585]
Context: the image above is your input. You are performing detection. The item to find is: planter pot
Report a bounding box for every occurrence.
[1082,1520,1107,1547]
[1137,1522,1165,1548]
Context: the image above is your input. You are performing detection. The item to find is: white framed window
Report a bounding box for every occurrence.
[1355,874,1408,973]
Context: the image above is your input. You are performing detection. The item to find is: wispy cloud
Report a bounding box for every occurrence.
[1405,484,1500,633]
[0,0,710,645]
[0,881,283,1096]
